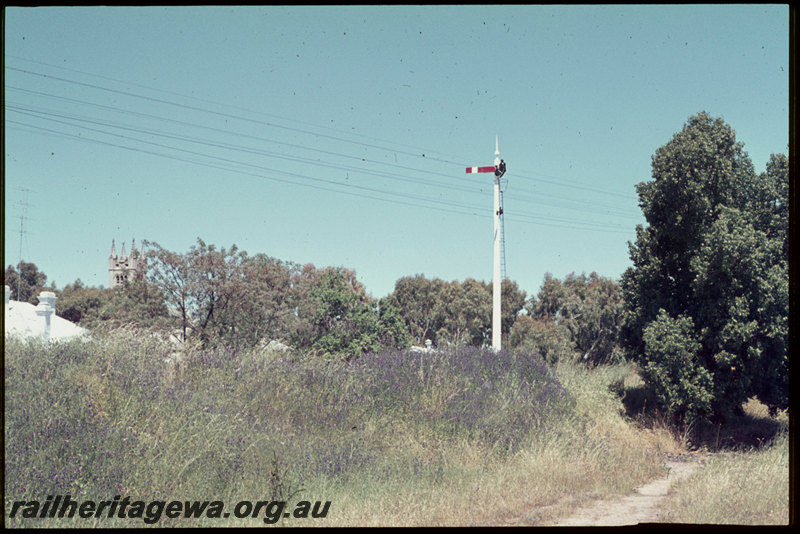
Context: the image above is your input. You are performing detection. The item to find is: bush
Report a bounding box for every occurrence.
[640,310,713,422]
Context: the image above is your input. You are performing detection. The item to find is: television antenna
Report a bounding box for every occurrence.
[466,136,506,352]
[15,188,33,300]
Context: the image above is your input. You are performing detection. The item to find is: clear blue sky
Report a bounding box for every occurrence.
[4,5,789,300]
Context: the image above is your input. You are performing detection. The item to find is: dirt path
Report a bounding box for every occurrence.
[542,454,707,526]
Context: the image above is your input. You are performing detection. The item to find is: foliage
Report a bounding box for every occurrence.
[56,278,171,331]
[144,239,194,342]
[512,272,624,365]
[4,261,50,303]
[387,275,446,346]
[55,279,106,323]
[500,278,528,338]
[509,314,575,364]
[387,275,526,349]
[353,346,574,449]
[621,112,788,421]
[640,310,714,421]
[434,278,492,347]
[145,238,299,351]
[236,253,299,346]
[659,429,788,525]
[301,267,379,358]
[143,240,409,358]
[292,267,410,359]
[4,334,584,526]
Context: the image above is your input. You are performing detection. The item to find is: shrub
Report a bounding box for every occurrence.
[640,310,714,422]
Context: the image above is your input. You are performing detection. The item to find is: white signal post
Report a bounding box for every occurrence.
[466,136,506,352]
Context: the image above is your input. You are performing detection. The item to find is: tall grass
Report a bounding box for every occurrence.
[5,331,677,527]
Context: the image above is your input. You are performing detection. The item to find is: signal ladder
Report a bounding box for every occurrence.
[499,184,507,281]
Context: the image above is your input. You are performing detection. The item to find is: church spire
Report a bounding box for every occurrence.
[110,239,117,259]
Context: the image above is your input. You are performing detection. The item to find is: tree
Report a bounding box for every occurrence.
[388,275,525,349]
[186,239,248,349]
[620,112,788,420]
[376,297,411,351]
[295,267,408,359]
[499,278,528,341]
[509,314,576,365]
[434,279,491,347]
[147,238,269,350]
[640,310,713,421]
[518,272,624,365]
[145,240,194,342]
[236,253,300,346]
[5,262,48,303]
[57,279,109,325]
[387,275,448,347]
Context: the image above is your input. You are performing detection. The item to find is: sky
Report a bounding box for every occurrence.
[3,5,790,300]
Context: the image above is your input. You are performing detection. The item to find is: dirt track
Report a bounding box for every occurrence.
[543,454,705,526]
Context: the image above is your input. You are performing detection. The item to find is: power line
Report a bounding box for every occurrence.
[8,84,642,215]
[6,102,641,224]
[5,64,642,236]
[6,85,470,184]
[7,63,642,201]
[7,66,463,165]
[7,100,637,235]
[6,54,474,164]
[7,119,635,236]
[5,103,481,197]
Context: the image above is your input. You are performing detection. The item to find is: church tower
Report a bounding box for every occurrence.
[108,238,146,288]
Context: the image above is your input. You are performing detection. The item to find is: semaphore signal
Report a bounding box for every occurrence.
[465,165,497,174]
[466,136,506,352]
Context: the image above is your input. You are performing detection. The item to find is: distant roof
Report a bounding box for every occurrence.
[4,300,89,342]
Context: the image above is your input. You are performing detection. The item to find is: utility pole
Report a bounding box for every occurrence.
[466,137,506,352]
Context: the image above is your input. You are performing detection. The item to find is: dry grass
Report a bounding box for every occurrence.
[9,335,784,528]
[294,361,680,527]
[658,423,789,525]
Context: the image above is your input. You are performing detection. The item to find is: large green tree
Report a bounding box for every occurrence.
[56,278,170,332]
[388,275,448,347]
[146,239,301,350]
[387,275,525,349]
[5,262,49,303]
[512,272,623,365]
[293,266,410,359]
[620,112,788,420]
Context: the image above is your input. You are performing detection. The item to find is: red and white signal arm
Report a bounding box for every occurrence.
[465,166,496,174]
[466,161,506,177]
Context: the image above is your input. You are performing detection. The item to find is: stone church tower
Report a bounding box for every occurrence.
[108,238,146,289]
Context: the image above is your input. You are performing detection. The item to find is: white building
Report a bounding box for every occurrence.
[4,285,88,342]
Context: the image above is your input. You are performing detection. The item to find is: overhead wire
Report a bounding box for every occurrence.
[5,97,640,225]
[5,61,641,234]
[6,107,637,235]
[7,118,633,237]
[6,62,642,199]
[5,53,476,164]
[7,83,642,217]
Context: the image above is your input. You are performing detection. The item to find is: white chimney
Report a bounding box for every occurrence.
[35,291,57,341]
